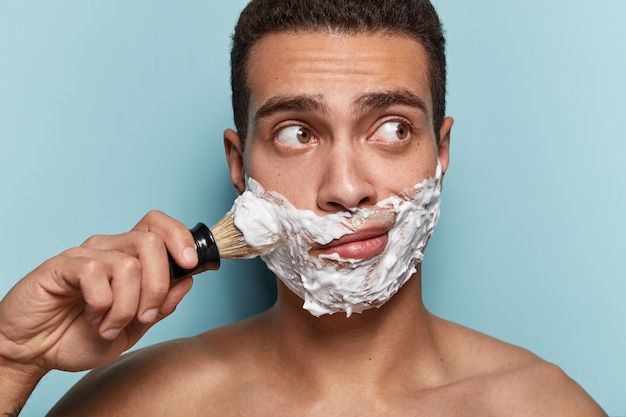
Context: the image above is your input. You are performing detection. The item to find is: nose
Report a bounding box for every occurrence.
[316,146,377,212]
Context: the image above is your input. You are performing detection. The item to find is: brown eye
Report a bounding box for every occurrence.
[395,123,409,140]
[276,125,316,146]
[297,127,312,144]
[374,121,411,142]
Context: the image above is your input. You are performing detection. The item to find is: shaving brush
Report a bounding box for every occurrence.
[169,211,267,279]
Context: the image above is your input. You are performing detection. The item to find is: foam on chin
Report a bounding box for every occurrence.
[232,161,442,317]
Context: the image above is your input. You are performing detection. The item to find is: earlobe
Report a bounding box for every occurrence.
[223,129,246,195]
[438,116,453,187]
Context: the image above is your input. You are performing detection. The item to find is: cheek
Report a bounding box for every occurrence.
[245,154,320,208]
[366,151,438,193]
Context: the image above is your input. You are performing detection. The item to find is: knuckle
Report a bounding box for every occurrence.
[81,234,106,248]
[59,246,82,258]
[116,255,142,277]
[143,209,166,224]
[141,229,164,247]
[73,256,107,277]
[135,230,166,255]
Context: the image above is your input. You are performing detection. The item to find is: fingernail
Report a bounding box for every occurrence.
[102,328,121,340]
[90,315,104,325]
[182,246,197,264]
[141,308,159,323]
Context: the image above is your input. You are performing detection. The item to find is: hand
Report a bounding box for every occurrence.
[0,210,197,373]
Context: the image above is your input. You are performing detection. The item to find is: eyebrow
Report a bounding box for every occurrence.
[353,89,431,119]
[253,89,430,127]
[254,94,330,125]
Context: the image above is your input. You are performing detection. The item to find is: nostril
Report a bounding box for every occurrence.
[321,191,376,213]
[316,151,377,212]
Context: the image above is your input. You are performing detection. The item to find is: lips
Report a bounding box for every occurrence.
[310,227,390,259]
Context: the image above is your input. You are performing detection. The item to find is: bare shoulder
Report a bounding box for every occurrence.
[438,319,607,416]
[489,359,607,416]
[47,315,270,416]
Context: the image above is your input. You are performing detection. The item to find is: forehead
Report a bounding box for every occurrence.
[245,31,433,113]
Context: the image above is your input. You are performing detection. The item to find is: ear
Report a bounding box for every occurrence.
[437,116,453,188]
[223,128,246,195]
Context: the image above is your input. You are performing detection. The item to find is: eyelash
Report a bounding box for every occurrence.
[272,122,318,148]
[272,116,417,148]
[370,116,416,144]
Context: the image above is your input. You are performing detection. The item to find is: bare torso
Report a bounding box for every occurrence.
[47,307,605,417]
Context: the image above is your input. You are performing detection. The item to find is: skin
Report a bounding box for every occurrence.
[1,32,607,416]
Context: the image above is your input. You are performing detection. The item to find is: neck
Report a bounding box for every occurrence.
[265,270,448,392]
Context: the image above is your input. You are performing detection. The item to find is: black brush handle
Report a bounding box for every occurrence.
[169,222,220,279]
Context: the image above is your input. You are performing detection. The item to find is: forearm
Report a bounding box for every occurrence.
[0,357,47,416]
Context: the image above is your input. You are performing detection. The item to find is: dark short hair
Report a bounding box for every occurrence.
[230,0,446,146]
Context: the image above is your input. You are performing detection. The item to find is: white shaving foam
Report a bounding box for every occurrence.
[232,161,442,317]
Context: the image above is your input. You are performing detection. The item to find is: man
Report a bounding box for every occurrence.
[0,0,606,415]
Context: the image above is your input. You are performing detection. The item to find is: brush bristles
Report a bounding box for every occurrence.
[210,211,265,259]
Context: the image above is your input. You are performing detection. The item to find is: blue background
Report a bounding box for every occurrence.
[1,1,624,415]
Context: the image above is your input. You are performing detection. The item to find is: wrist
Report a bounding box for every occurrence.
[0,356,47,414]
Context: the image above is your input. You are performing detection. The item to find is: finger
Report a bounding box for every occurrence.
[157,276,194,318]
[96,254,142,340]
[0,252,111,347]
[81,230,174,324]
[62,254,114,326]
[112,277,193,346]
[133,210,198,270]
[52,248,141,331]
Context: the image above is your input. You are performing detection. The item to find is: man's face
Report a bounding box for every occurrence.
[225,31,451,259]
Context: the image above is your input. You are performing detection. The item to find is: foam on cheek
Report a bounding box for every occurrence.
[230,190,282,249]
[232,161,442,317]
